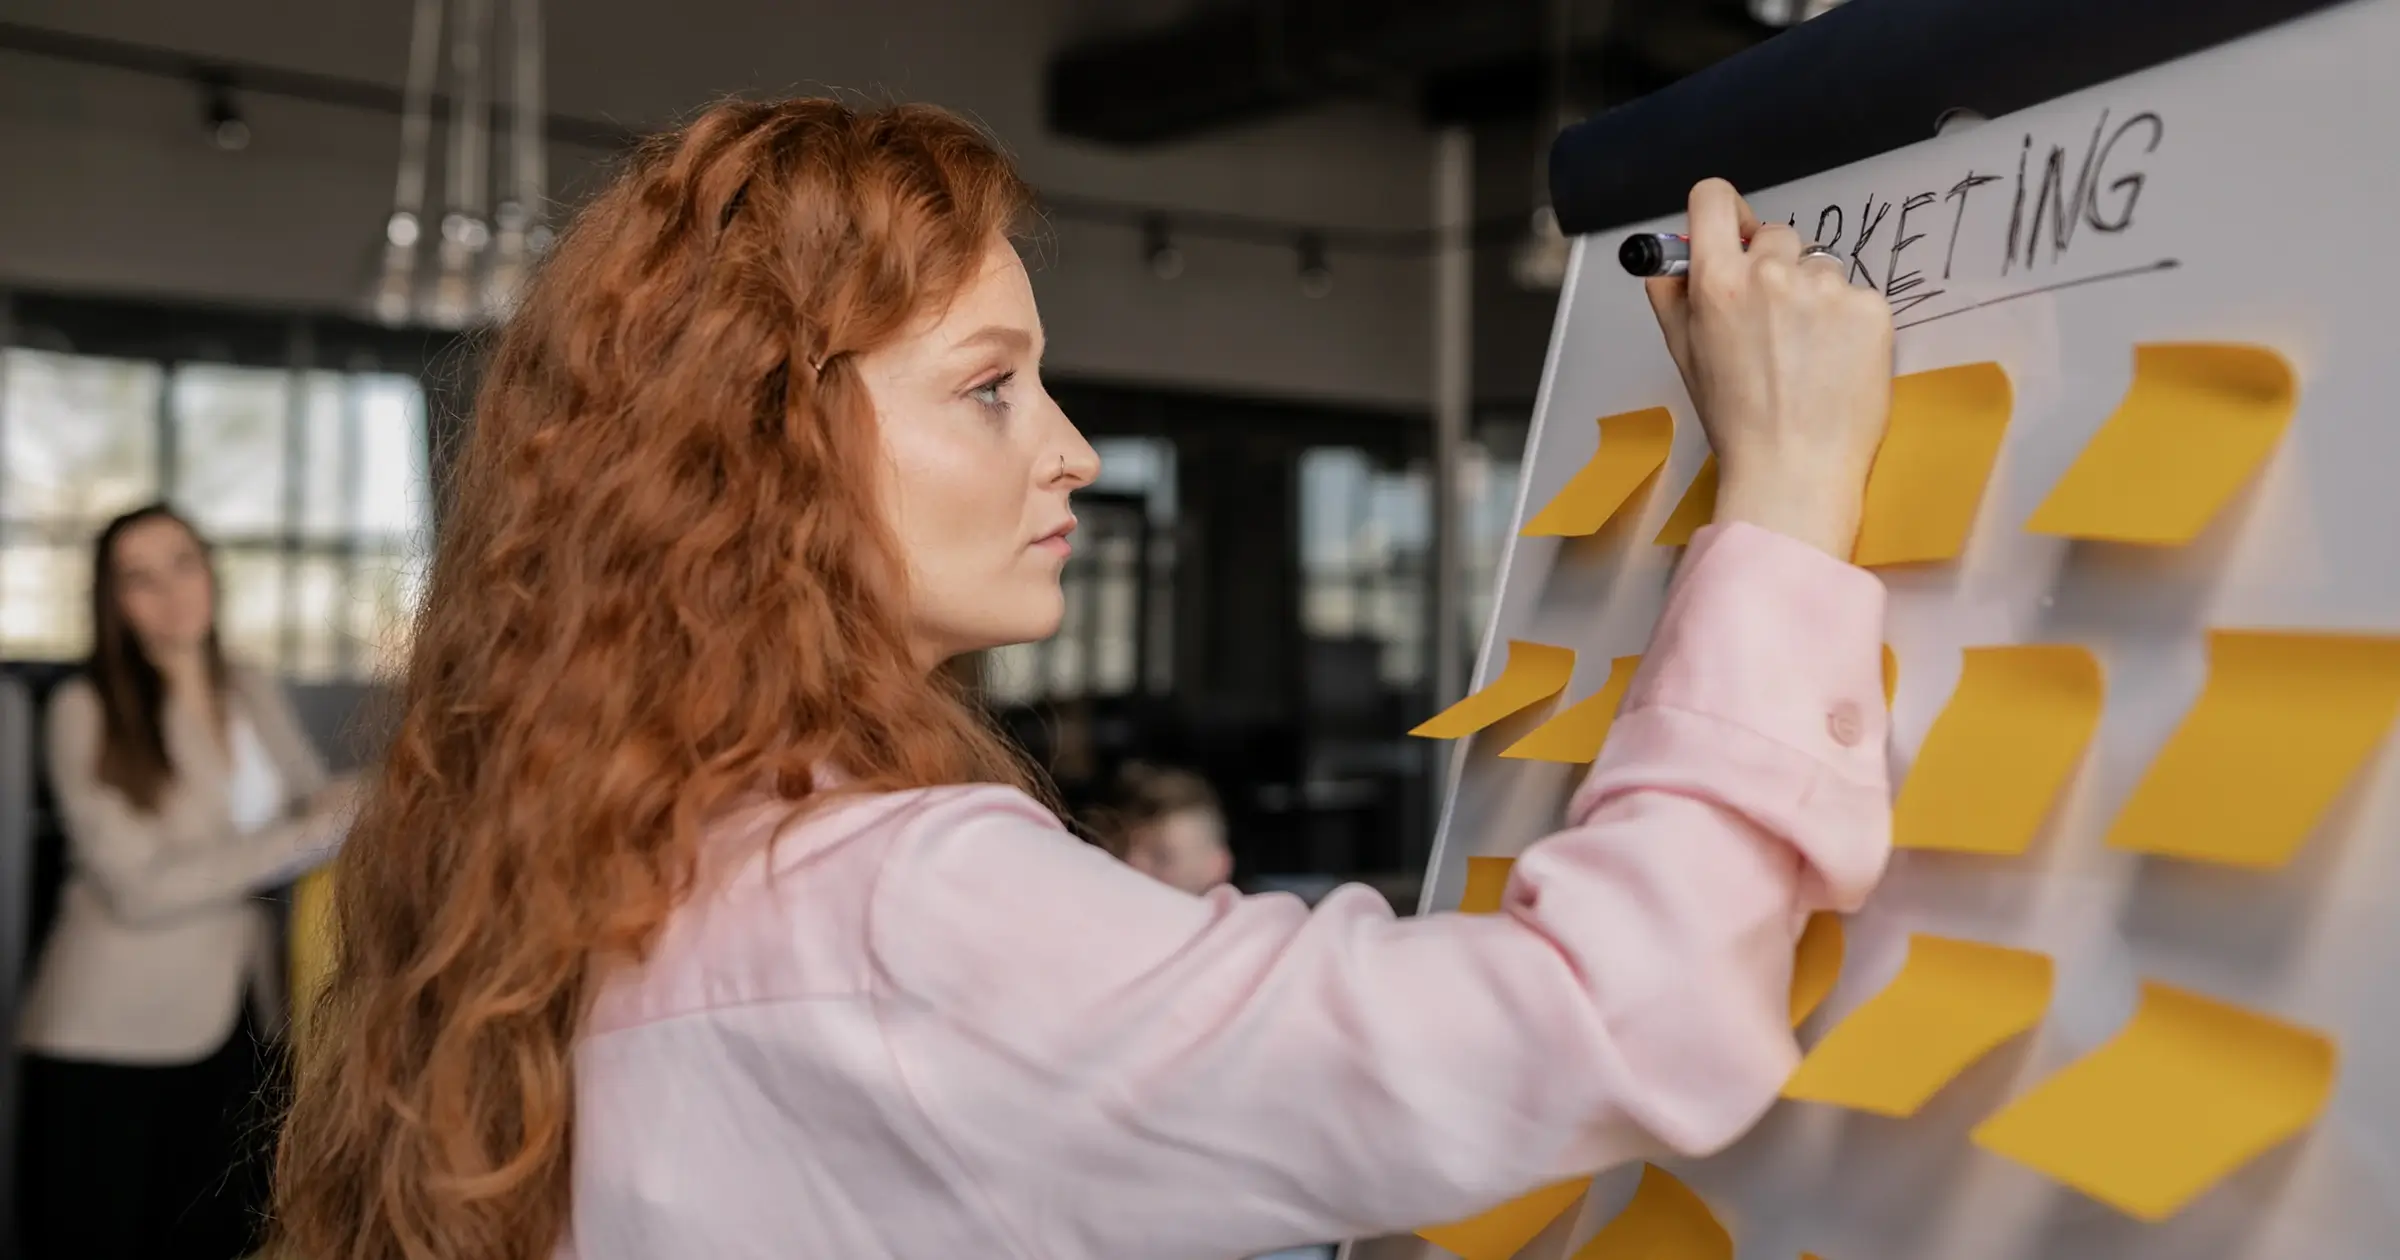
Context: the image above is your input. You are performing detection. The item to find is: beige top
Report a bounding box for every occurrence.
[17,664,338,1064]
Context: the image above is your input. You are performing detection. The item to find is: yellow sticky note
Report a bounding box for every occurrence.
[1973,981,2337,1222]
[1852,362,2014,567]
[1502,655,1642,763]
[1419,1177,1592,1260]
[1460,856,1514,915]
[1882,644,1899,710]
[2027,343,2297,544]
[289,866,336,1053]
[1782,934,2052,1117]
[1523,408,1676,537]
[1569,1164,1730,1259]
[1654,456,1719,547]
[2105,630,2400,867]
[1895,645,2104,855]
[1410,640,1577,739]
[1790,912,1845,1028]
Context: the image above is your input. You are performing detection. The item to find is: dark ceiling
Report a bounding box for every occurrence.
[1046,0,1780,145]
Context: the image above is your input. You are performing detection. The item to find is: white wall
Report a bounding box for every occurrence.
[0,0,1438,410]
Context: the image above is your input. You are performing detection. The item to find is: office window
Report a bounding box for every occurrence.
[1298,441,1520,691]
[982,436,1177,707]
[0,347,433,680]
[1456,441,1521,640]
[1299,447,1430,687]
[0,350,164,661]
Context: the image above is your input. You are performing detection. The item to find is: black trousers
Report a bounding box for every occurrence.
[17,1001,287,1260]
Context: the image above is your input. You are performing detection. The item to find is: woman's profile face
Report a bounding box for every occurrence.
[109,514,216,658]
[860,237,1100,663]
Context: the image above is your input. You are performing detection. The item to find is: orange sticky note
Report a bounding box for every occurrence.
[1460,856,1514,915]
[1502,655,1641,763]
[1419,1177,1591,1260]
[1569,1164,1730,1259]
[1882,644,1899,710]
[1523,408,1676,537]
[1895,645,2104,855]
[1782,934,2053,1117]
[1654,456,1718,547]
[2027,343,2297,544]
[2104,630,2400,867]
[1973,981,2337,1222]
[1790,912,1845,1028]
[1852,362,2014,567]
[1410,640,1577,739]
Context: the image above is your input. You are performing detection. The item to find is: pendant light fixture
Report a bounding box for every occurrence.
[1510,0,1578,291]
[372,0,549,328]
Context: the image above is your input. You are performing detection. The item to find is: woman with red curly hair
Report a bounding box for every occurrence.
[274,98,1895,1260]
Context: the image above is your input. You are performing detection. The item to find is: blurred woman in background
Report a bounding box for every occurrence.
[16,503,355,1260]
[275,100,1893,1260]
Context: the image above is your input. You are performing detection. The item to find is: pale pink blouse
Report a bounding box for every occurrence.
[562,521,1892,1260]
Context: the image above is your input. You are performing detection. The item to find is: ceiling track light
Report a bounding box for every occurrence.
[1142,213,1184,280]
[197,70,249,151]
[1297,232,1332,299]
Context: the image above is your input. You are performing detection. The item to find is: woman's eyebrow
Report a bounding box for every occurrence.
[948,325,1035,356]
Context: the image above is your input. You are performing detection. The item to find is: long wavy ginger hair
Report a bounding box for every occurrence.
[273,99,1045,1260]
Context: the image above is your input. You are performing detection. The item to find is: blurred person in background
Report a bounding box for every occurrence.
[274,100,1894,1260]
[15,503,356,1260]
[1088,761,1233,895]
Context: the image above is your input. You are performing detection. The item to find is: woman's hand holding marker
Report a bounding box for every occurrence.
[1642,178,1895,559]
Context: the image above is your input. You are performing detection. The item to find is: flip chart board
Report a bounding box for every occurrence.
[1350,0,2400,1256]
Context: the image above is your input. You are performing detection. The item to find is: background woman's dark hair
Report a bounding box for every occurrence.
[87,502,229,812]
[1087,762,1222,859]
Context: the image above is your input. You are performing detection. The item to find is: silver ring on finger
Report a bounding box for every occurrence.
[1797,243,1844,267]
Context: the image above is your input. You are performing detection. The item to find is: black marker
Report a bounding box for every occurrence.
[1620,230,1796,277]
[1624,230,1852,280]
[1619,232,1700,277]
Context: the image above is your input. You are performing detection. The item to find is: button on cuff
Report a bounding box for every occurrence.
[1826,702,1865,748]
